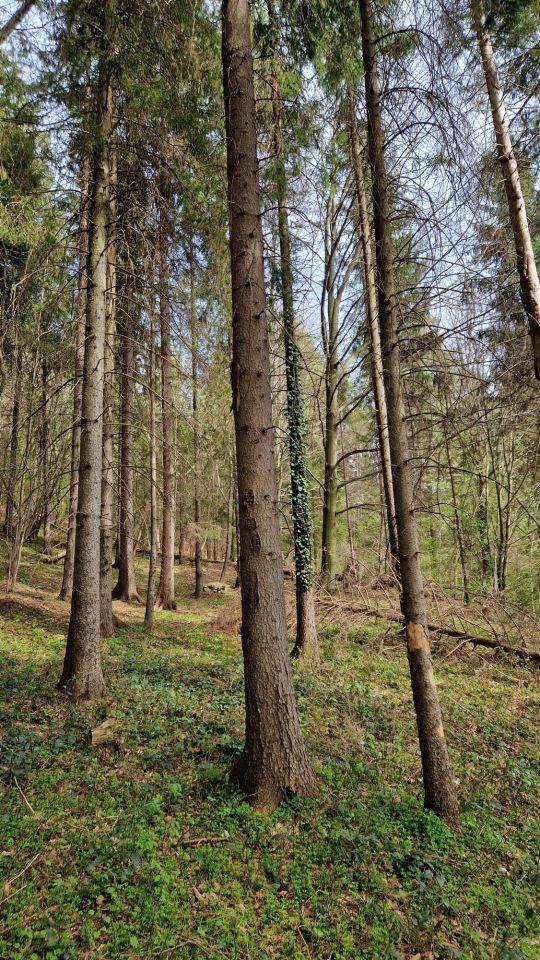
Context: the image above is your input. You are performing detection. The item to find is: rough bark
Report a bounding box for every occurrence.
[59,2,115,700]
[60,156,91,601]
[144,301,158,629]
[112,288,140,602]
[99,139,117,638]
[156,196,176,610]
[472,0,540,380]
[41,351,52,555]
[268,0,318,662]
[189,232,203,599]
[359,0,459,828]
[320,195,339,590]
[221,0,318,810]
[347,89,399,578]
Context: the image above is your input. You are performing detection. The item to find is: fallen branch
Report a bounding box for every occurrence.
[41,552,66,564]
[14,776,37,817]
[316,599,540,663]
[181,836,228,847]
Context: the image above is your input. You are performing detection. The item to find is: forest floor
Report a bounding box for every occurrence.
[0,546,539,960]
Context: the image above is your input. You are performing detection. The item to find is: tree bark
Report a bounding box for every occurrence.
[4,344,22,539]
[59,1,115,700]
[189,232,203,599]
[145,300,158,629]
[221,0,318,810]
[0,0,36,44]
[359,0,459,828]
[40,349,52,555]
[268,0,318,662]
[156,194,176,610]
[472,0,540,379]
[347,88,399,579]
[112,283,140,602]
[320,194,339,590]
[60,156,90,600]
[99,138,117,637]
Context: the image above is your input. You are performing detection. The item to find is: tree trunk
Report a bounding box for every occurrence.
[112,286,140,601]
[268,1,318,662]
[156,195,176,610]
[359,0,459,828]
[59,1,115,700]
[220,466,232,580]
[347,88,399,579]
[4,344,22,539]
[0,0,36,44]
[472,0,540,379]
[41,350,52,555]
[189,232,203,599]
[221,0,318,810]
[321,196,339,590]
[60,156,90,601]
[145,301,158,629]
[99,139,117,638]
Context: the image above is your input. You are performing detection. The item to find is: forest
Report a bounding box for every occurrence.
[0,0,539,957]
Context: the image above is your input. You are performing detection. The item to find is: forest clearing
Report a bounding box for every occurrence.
[1,0,540,956]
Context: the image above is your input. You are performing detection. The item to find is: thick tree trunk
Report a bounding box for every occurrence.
[268,2,318,662]
[221,0,318,810]
[156,197,176,610]
[472,0,540,379]
[145,303,158,629]
[112,291,140,602]
[347,89,399,578]
[4,345,22,539]
[60,156,91,601]
[59,2,115,700]
[99,140,117,637]
[359,0,459,828]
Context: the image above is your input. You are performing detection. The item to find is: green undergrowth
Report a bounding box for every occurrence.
[0,551,539,959]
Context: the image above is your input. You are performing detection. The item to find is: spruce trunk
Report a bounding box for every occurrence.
[113,291,140,601]
[59,3,115,699]
[221,0,318,810]
[472,0,540,379]
[60,155,90,601]
[156,198,176,610]
[347,90,399,579]
[268,0,318,661]
[359,0,459,828]
[99,140,117,637]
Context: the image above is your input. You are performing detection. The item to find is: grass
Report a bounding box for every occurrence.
[0,546,539,959]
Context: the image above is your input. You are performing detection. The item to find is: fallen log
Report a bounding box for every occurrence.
[316,600,540,663]
[42,552,66,564]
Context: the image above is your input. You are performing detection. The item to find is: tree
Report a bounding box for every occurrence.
[347,90,399,579]
[358,0,460,828]
[267,0,318,660]
[472,0,540,380]
[59,0,116,699]
[0,0,37,45]
[221,0,318,809]
[156,188,177,611]
[112,255,141,603]
[60,155,90,601]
